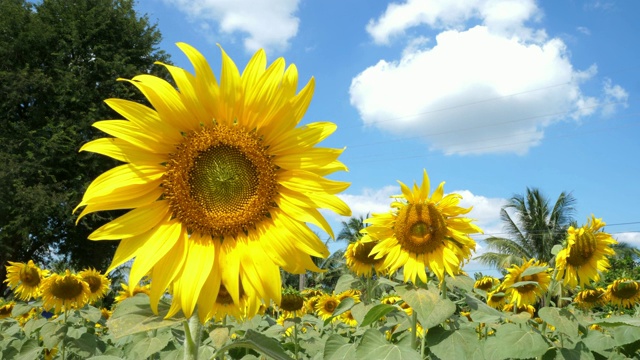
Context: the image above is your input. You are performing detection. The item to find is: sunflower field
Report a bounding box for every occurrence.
[2,42,640,360]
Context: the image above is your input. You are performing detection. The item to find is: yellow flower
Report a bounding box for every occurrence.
[44,347,58,360]
[344,238,386,277]
[503,303,535,318]
[75,42,350,323]
[315,293,340,321]
[574,288,607,309]
[606,279,640,308]
[100,307,112,321]
[486,290,507,309]
[4,260,49,301]
[339,310,358,327]
[78,268,111,304]
[555,216,617,288]
[363,170,482,284]
[336,289,361,303]
[114,282,151,303]
[41,270,90,313]
[16,307,39,326]
[380,294,412,316]
[0,301,15,319]
[501,259,550,306]
[202,280,261,322]
[279,288,304,312]
[304,294,322,314]
[474,276,500,292]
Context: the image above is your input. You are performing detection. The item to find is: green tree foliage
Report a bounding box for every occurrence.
[475,188,576,269]
[0,0,170,295]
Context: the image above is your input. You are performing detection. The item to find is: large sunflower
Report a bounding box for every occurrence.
[501,259,551,306]
[75,43,351,322]
[41,270,90,314]
[364,170,482,284]
[606,279,640,308]
[555,216,617,288]
[4,260,50,301]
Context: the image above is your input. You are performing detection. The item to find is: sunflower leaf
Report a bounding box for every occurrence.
[538,307,579,338]
[396,286,456,329]
[215,329,293,360]
[360,304,399,327]
[323,334,356,360]
[332,297,355,317]
[355,328,421,360]
[427,325,484,360]
[334,274,357,294]
[509,280,539,288]
[107,294,184,339]
[520,266,549,277]
[484,323,548,360]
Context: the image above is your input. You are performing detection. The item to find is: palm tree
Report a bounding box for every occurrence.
[475,188,576,269]
[337,214,368,244]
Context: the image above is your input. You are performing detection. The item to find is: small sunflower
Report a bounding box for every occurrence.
[0,301,15,319]
[75,42,350,323]
[364,170,482,284]
[344,238,386,277]
[336,289,361,303]
[100,307,113,321]
[555,216,617,288]
[280,288,305,312]
[380,293,412,315]
[16,307,39,326]
[41,270,90,313]
[474,276,500,292]
[503,303,535,318]
[4,260,50,301]
[501,259,550,306]
[486,290,507,309]
[606,279,640,308]
[339,310,358,327]
[574,288,607,309]
[114,282,151,303]
[315,293,340,320]
[304,294,322,314]
[78,268,111,304]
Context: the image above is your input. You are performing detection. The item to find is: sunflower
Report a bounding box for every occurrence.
[336,289,361,303]
[75,42,350,323]
[100,307,112,321]
[501,259,550,306]
[606,279,640,308]
[0,301,15,319]
[380,293,412,316]
[280,288,304,312]
[41,270,90,313]
[486,290,507,309]
[304,294,322,314]
[574,288,607,309]
[345,238,386,277]
[114,282,151,303]
[364,170,482,284]
[555,216,617,288]
[503,303,535,318]
[315,293,340,320]
[474,276,500,292]
[4,260,49,301]
[202,280,261,322]
[339,310,358,327]
[78,268,111,304]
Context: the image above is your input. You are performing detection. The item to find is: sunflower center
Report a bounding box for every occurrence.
[395,203,447,254]
[566,231,597,267]
[20,267,41,287]
[518,275,538,293]
[51,277,85,300]
[84,276,102,294]
[164,125,278,238]
[353,241,381,264]
[612,281,640,300]
[324,300,337,313]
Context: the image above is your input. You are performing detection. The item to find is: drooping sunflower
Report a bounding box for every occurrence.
[75,43,351,322]
[555,216,617,288]
[4,260,50,301]
[78,268,111,304]
[486,290,507,309]
[0,301,15,319]
[364,170,482,284]
[344,238,386,277]
[114,282,151,303]
[41,270,91,313]
[474,276,500,292]
[605,279,640,308]
[574,288,607,310]
[280,288,305,313]
[501,259,551,306]
[503,303,536,318]
[315,293,340,321]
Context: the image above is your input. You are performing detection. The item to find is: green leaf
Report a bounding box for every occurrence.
[130,330,171,358]
[209,326,231,348]
[551,244,564,256]
[397,286,456,329]
[86,356,124,360]
[445,275,476,293]
[509,280,540,288]
[11,302,35,317]
[324,335,355,360]
[582,329,616,356]
[465,294,504,323]
[593,316,640,327]
[79,306,103,323]
[22,317,47,337]
[557,341,595,360]
[334,274,357,294]
[427,325,483,360]
[484,323,549,360]
[40,322,67,349]
[360,304,398,327]
[16,339,43,360]
[215,329,293,360]
[349,302,370,325]
[107,294,184,339]
[520,265,549,277]
[67,332,98,358]
[538,307,579,338]
[332,297,355,317]
[355,328,421,360]
[611,325,640,347]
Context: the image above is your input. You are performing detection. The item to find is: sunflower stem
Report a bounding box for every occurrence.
[440,277,448,300]
[293,311,300,360]
[411,311,418,350]
[183,311,202,360]
[62,309,68,360]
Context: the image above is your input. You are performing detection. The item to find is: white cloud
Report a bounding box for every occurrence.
[352,1,628,155]
[615,232,640,249]
[161,0,300,52]
[577,26,591,35]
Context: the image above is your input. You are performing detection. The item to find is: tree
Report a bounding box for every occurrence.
[0,0,170,295]
[474,188,576,269]
[337,214,368,244]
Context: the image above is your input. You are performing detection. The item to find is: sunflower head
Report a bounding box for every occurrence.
[114,282,151,303]
[100,307,113,321]
[574,288,607,309]
[555,215,617,288]
[0,301,15,319]
[486,290,507,309]
[345,238,386,277]
[606,279,640,308]
[502,303,536,318]
[315,293,340,320]
[280,287,305,312]
[339,310,358,327]
[78,268,111,304]
[4,260,50,301]
[41,270,90,314]
[501,259,550,307]
[76,42,351,323]
[363,170,482,284]
[474,276,500,292]
[336,289,361,303]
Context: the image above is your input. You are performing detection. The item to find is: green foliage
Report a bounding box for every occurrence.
[0,0,171,292]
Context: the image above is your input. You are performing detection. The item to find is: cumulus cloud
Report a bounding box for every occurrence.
[161,0,300,52]
[615,232,640,249]
[352,0,628,155]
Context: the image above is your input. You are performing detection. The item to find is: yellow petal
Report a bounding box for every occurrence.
[150,234,187,314]
[88,201,170,240]
[80,138,166,164]
[178,233,216,318]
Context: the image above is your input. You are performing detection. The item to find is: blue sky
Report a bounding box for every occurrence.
[134,0,640,275]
